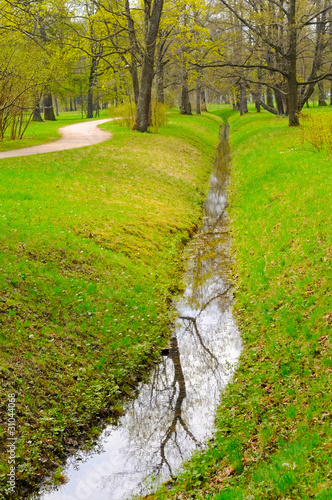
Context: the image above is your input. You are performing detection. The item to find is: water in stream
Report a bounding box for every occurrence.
[35,125,242,500]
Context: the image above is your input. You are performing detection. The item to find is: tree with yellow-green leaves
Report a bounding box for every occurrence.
[149,0,220,114]
[0,30,44,138]
[201,0,332,126]
[60,0,164,130]
[2,0,331,133]
[0,0,79,126]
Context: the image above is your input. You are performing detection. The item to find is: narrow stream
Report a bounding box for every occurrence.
[35,124,242,500]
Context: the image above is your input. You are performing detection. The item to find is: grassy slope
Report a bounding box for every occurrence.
[0,111,222,496]
[155,109,332,500]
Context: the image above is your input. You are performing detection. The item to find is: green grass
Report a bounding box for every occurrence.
[155,107,332,499]
[0,110,223,496]
[0,110,109,152]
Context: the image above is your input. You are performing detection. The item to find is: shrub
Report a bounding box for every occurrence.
[148,100,168,133]
[109,102,136,128]
[302,111,332,155]
[108,100,168,133]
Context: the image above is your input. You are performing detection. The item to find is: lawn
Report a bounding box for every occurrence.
[0,110,223,497]
[155,107,332,499]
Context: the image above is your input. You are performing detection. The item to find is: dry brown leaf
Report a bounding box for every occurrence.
[212,466,235,485]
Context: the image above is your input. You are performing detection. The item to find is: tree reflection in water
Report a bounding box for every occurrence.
[38,125,242,500]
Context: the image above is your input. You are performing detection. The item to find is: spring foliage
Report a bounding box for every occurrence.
[302,112,332,156]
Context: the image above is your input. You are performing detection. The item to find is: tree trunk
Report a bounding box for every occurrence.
[180,70,192,115]
[32,98,43,122]
[87,57,98,119]
[274,85,285,116]
[114,86,118,107]
[260,100,278,115]
[130,63,140,106]
[87,86,93,119]
[44,93,56,121]
[239,82,248,115]
[125,0,140,106]
[232,90,239,110]
[318,81,327,106]
[54,97,59,116]
[201,88,207,111]
[134,66,153,132]
[287,72,299,126]
[297,1,328,110]
[94,98,100,117]
[252,85,261,112]
[234,87,240,110]
[196,80,201,114]
[287,0,299,126]
[156,57,164,104]
[266,88,274,108]
[281,90,288,116]
[133,0,164,132]
[69,99,73,112]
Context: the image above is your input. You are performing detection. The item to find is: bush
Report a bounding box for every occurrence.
[109,102,136,128]
[302,111,332,155]
[108,100,168,132]
[148,100,168,133]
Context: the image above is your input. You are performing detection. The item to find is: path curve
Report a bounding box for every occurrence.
[0,118,115,159]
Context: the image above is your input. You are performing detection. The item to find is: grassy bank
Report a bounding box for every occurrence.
[0,111,222,496]
[155,108,332,499]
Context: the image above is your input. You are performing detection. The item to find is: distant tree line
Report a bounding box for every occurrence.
[0,0,331,134]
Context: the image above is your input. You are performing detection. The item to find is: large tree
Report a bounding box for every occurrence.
[132,0,164,131]
[203,0,332,125]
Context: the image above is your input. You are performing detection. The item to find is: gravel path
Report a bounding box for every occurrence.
[0,118,115,159]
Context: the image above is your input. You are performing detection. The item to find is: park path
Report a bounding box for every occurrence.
[0,118,115,159]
